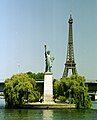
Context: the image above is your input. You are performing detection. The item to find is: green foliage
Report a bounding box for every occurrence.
[54,75,92,108]
[58,96,67,102]
[4,73,40,108]
[27,72,44,95]
[27,72,44,81]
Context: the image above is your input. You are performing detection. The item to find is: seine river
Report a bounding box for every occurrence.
[0,99,97,120]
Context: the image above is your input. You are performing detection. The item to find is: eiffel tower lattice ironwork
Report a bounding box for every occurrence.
[63,15,77,77]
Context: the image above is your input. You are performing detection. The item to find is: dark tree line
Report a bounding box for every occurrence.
[27,72,44,81]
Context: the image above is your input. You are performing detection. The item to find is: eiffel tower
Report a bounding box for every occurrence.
[63,15,77,77]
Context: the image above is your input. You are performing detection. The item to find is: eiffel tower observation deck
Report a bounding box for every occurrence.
[63,15,77,77]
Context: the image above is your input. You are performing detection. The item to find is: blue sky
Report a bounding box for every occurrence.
[0,0,97,81]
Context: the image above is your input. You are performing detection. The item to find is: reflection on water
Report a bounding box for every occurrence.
[43,110,53,120]
[0,98,5,108]
[92,101,97,109]
[0,99,97,120]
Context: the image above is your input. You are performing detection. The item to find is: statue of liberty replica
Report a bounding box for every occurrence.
[44,45,54,103]
[44,45,54,73]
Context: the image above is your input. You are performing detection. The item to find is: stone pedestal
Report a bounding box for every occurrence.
[44,72,53,103]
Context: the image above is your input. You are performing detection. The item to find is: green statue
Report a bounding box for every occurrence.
[44,45,54,72]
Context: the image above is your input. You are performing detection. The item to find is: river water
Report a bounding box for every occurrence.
[0,99,97,120]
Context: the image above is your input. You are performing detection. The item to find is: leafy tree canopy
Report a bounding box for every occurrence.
[4,73,40,108]
[54,75,92,108]
[27,72,44,81]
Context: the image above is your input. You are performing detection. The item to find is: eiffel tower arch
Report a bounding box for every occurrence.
[63,15,77,77]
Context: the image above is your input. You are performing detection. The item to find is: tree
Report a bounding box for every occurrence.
[27,72,44,81]
[54,75,92,108]
[4,73,40,108]
[27,72,44,96]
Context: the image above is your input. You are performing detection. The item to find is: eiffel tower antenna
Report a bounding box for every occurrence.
[62,15,77,77]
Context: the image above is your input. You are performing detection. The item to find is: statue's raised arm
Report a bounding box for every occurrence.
[44,45,47,58]
[44,45,54,73]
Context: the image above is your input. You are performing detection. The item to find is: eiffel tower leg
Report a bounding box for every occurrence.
[72,68,77,75]
[63,67,68,77]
